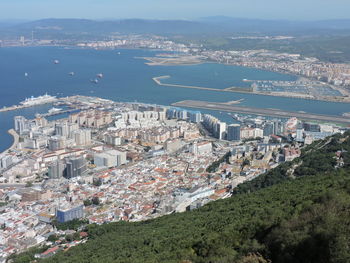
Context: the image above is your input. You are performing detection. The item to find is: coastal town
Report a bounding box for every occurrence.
[74,36,350,101]
[0,94,348,261]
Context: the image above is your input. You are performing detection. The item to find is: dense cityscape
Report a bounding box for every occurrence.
[0,93,347,260]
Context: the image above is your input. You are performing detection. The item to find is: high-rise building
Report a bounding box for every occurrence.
[273,120,283,135]
[14,116,29,134]
[48,160,66,179]
[263,123,274,136]
[178,110,188,120]
[64,156,87,179]
[216,122,227,140]
[48,136,66,151]
[73,129,91,146]
[55,122,69,137]
[189,111,202,123]
[227,124,241,141]
[296,123,305,142]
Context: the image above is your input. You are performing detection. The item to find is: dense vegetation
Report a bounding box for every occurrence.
[12,131,350,263]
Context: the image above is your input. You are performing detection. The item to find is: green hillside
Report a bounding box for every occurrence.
[13,131,350,263]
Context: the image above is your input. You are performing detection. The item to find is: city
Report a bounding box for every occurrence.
[0,94,347,260]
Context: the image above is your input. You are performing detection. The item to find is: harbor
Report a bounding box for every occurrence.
[172,100,350,125]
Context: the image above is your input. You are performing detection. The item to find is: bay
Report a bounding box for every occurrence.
[0,47,349,152]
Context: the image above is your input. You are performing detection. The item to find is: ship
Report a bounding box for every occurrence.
[96,73,103,78]
[20,93,57,106]
[48,107,62,114]
[24,72,28,77]
[53,60,60,64]
[90,79,99,84]
[69,72,75,76]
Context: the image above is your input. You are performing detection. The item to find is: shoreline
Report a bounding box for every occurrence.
[153,75,350,104]
[4,129,19,153]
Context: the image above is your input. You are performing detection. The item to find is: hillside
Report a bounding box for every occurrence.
[12,130,350,263]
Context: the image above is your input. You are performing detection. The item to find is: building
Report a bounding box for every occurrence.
[216,122,227,140]
[69,110,112,128]
[72,129,91,146]
[240,127,255,140]
[227,124,241,141]
[56,204,84,223]
[254,128,264,138]
[48,160,66,179]
[191,141,212,155]
[283,147,301,162]
[303,122,321,132]
[48,136,66,151]
[189,111,202,123]
[55,122,69,137]
[164,139,183,153]
[104,134,122,146]
[14,116,29,134]
[64,156,87,179]
[263,123,274,136]
[94,150,127,168]
[273,120,283,135]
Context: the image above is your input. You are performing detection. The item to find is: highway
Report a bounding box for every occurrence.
[172,100,350,125]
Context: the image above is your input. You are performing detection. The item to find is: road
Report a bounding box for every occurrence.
[172,100,350,125]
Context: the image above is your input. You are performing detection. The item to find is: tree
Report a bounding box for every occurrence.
[93,179,102,187]
[84,199,92,207]
[48,234,59,243]
[92,196,100,206]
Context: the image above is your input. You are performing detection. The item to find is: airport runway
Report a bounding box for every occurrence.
[172,100,350,125]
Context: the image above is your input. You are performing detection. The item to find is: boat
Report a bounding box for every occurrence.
[69,72,75,76]
[91,79,99,84]
[20,93,57,106]
[53,60,60,64]
[48,107,62,114]
[24,72,28,77]
[96,73,103,78]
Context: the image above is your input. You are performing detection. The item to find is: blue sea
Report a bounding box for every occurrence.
[0,47,349,152]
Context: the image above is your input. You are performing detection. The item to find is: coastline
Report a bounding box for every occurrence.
[153,75,350,104]
[4,129,19,153]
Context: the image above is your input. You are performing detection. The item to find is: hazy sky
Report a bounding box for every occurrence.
[1,0,350,20]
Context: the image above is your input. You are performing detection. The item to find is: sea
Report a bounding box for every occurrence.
[0,46,349,152]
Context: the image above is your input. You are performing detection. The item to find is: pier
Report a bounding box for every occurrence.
[172,100,350,125]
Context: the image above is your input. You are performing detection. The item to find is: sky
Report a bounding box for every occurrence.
[0,0,350,21]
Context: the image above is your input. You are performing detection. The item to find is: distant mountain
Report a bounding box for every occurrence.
[1,18,221,38]
[2,17,350,40]
[199,16,350,34]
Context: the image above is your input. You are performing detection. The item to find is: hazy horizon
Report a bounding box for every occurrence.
[0,0,350,21]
